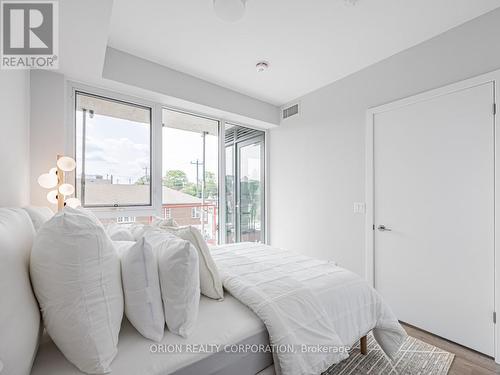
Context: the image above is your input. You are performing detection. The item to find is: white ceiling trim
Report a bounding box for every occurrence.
[102,47,280,128]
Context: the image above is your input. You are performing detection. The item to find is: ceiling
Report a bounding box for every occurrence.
[107,1,500,106]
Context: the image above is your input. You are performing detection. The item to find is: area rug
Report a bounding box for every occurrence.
[323,334,455,375]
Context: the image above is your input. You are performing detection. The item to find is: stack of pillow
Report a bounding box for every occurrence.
[28,207,224,374]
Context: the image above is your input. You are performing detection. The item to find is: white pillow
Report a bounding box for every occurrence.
[22,206,54,232]
[129,223,146,240]
[166,226,224,300]
[145,231,200,338]
[120,237,165,342]
[112,240,136,257]
[0,209,40,375]
[76,207,102,226]
[30,207,123,374]
[107,222,135,241]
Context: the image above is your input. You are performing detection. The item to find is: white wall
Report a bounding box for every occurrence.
[102,47,280,128]
[0,71,30,207]
[269,8,500,276]
[30,70,66,207]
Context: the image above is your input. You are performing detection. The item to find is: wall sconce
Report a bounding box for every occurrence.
[38,155,81,211]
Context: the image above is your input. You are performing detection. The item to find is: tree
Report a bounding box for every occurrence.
[163,170,188,190]
[162,169,218,198]
[181,182,198,197]
[240,178,261,230]
[135,175,150,185]
[204,171,218,199]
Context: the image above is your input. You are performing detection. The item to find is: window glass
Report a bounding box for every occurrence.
[75,92,152,207]
[225,140,235,244]
[224,123,265,243]
[239,141,263,242]
[162,109,219,244]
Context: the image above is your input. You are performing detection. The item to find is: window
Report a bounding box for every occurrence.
[191,207,201,219]
[99,216,152,226]
[225,144,235,243]
[75,91,152,208]
[72,87,265,243]
[117,216,136,224]
[224,124,265,243]
[163,109,219,244]
[165,207,172,219]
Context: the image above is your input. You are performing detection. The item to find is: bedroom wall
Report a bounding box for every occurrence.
[269,8,500,276]
[103,47,280,128]
[0,71,30,207]
[30,70,67,208]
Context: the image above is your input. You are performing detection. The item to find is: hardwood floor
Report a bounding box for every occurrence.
[401,323,500,374]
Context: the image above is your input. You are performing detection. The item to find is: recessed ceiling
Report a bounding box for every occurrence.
[109,0,500,106]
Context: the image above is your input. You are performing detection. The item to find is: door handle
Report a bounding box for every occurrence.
[378,225,392,232]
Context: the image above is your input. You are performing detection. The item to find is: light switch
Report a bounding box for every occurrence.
[353,202,366,214]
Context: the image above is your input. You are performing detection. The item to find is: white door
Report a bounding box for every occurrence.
[373,82,495,356]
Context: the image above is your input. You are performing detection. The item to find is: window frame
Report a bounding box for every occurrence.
[162,106,222,242]
[191,206,201,219]
[66,83,269,243]
[67,82,163,219]
[160,106,270,245]
[75,90,153,208]
[234,133,266,243]
[117,216,136,224]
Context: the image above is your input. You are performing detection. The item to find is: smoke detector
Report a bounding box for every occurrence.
[256,61,269,73]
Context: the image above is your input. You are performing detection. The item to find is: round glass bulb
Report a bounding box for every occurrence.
[47,190,58,204]
[38,173,58,189]
[56,156,76,172]
[65,197,81,208]
[58,183,75,196]
[49,167,58,175]
[213,0,246,22]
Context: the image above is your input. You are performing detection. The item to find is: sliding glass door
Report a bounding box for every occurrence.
[225,145,236,243]
[237,136,265,242]
[225,124,265,243]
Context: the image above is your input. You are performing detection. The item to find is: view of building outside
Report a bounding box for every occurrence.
[75,94,264,246]
[225,124,265,243]
[225,145,235,243]
[238,141,263,242]
[75,92,152,207]
[162,109,219,244]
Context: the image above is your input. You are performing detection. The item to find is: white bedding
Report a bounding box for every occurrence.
[211,242,407,375]
[31,295,270,375]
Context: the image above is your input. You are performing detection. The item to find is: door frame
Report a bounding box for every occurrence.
[235,135,266,243]
[365,69,500,362]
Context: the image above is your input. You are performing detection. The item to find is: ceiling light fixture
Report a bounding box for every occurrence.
[256,61,269,73]
[344,0,359,6]
[213,0,246,22]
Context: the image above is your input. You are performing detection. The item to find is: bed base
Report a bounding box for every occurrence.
[360,335,367,355]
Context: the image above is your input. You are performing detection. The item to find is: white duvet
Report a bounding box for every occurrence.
[211,242,406,375]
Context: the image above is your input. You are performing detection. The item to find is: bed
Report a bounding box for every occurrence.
[32,294,273,375]
[211,242,407,375]
[31,242,405,375]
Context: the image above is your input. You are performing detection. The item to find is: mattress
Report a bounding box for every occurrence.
[31,294,273,375]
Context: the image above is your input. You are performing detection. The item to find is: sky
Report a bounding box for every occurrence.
[162,127,218,183]
[75,111,219,185]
